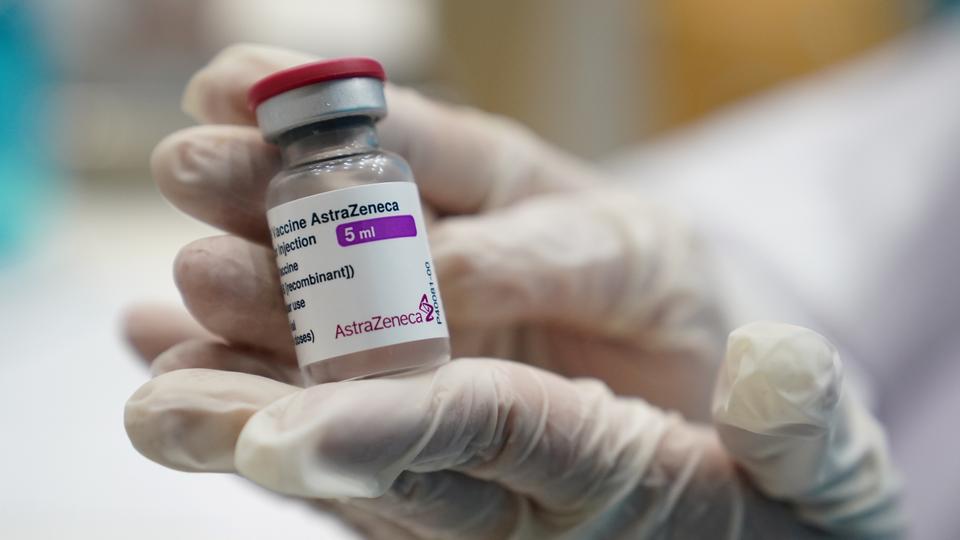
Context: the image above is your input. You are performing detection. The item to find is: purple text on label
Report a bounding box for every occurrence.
[336,215,417,247]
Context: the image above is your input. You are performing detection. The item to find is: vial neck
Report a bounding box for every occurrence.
[277,117,380,168]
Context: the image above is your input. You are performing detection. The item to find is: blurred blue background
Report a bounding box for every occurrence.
[0,3,54,262]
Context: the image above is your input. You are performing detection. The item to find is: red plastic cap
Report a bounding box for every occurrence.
[247,57,386,111]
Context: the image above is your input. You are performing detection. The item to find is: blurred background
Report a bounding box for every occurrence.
[1,0,957,538]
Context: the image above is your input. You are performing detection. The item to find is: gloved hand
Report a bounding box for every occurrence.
[129,43,724,422]
[126,323,902,539]
[123,44,903,538]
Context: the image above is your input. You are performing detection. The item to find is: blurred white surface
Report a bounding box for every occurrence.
[0,188,358,539]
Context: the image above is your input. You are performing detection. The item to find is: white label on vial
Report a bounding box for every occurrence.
[266,182,447,367]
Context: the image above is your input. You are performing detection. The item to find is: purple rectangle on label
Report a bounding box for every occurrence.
[336,215,417,247]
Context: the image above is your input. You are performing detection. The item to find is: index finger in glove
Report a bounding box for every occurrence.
[152,45,595,245]
[235,359,669,516]
[125,367,523,540]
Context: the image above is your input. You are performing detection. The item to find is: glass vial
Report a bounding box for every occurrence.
[249,58,450,385]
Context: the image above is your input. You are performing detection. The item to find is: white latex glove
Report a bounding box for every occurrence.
[126,322,902,539]
[130,43,725,421]
[123,45,903,538]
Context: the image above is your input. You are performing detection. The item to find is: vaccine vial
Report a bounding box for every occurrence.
[248,58,450,385]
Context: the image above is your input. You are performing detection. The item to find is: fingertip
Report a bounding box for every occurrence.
[150,128,203,212]
[124,368,298,473]
[120,302,214,363]
[123,368,232,473]
[151,124,273,198]
[120,302,159,363]
[730,322,840,381]
[181,67,218,124]
[172,236,235,336]
[173,235,277,310]
[151,124,277,243]
[713,323,905,537]
[172,235,257,321]
[181,43,261,124]
[172,235,294,358]
[182,43,317,124]
[172,236,214,300]
[714,322,842,435]
[235,380,413,499]
[150,126,220,204]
